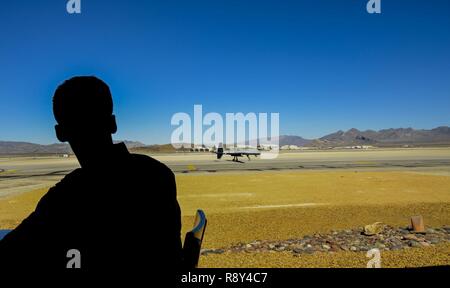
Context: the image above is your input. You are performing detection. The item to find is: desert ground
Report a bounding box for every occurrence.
[1,147,449,267]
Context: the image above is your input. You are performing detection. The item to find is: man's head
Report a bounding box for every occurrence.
[53,76,117,160]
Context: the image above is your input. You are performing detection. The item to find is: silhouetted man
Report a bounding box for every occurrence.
[0,76,183,271]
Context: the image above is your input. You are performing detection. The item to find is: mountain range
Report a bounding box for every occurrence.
[1,126,449,154]
[0,140,145,155]
[307,126,450,148]
[274,126,450,147]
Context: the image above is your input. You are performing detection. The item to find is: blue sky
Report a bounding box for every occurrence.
[0,0,449,144]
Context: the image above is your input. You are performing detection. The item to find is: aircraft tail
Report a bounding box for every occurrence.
[217,147,224,159]
[216,143,224,159]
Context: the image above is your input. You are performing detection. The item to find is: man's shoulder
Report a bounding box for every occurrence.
[128,153,174,176]
[38,168,83,203]
[57,168,84,187]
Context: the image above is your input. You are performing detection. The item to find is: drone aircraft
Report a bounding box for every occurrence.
[214,146,261,162]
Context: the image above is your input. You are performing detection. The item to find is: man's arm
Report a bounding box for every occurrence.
[0,187,55,266]
[166,169,183,268]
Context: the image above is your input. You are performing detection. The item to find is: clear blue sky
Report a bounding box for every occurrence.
[1,0,449,144]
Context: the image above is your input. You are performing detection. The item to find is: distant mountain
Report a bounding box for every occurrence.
[130,144,177,153]
[316,128,377,146]
[114,140,146,149]
[278,135,312,147]
[0,140,146,155]
[0,141,71,155]
[310,126,450,147]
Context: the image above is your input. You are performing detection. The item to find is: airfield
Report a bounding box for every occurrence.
[1,147,450,267]
[2,147,450,197]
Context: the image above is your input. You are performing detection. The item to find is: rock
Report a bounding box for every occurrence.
[341,245,349,251]
[330,244,340,252]
[399,228,410,235]
[420,242,431,247]
[403,234,419,241]
[304,247,315,254]
[375,242,386,249]
[408,240,421,248]
[288,244,300,250]
[201,249,225,255]
[293,248,303,254]
[429,238,440,244]
[364,222,385,236]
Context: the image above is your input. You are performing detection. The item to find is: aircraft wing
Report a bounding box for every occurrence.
[224,150,260,156]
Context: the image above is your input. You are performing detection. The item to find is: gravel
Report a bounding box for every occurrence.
[201,225,450,256]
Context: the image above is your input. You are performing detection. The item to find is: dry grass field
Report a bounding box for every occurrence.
[1,168,449,267]
[177,170,450,267]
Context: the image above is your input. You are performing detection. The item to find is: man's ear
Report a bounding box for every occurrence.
[55,124,68,142]
[110,115,117,134]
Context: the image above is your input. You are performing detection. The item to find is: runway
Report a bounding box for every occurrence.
[1,148,450,197]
